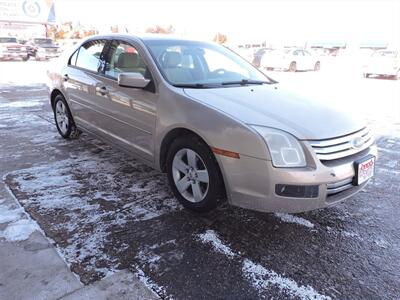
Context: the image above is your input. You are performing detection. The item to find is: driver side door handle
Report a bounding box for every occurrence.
[95,86,108,95]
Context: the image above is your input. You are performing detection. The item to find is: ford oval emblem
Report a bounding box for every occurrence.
[351,137,364,149]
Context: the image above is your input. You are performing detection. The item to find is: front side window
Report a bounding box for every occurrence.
[144,40,270,86]
[104,41,148,79]
[75,40,106,72]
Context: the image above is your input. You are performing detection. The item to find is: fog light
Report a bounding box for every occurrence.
[275,184,319,198]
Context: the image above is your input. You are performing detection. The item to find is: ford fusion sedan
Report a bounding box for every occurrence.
[0,37,28,61]
[47,34,377,213]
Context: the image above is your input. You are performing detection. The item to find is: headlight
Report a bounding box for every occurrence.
[21,47,26,51]
[251,126,306,168]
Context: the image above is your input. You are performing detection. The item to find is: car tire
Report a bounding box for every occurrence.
[314,61,321,71]
[166,135,225,212]
[289,61,297,72]
[53,94,80,139]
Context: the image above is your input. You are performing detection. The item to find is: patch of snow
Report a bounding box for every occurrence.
[0,218,38,242]
[274,213,315,229]
[374,238,390,249]
[0,98,44,108]
[242,259,331,300]
[342,231,360,238]
[0,205,23,223]
[197,230,236,258]
[134,267,168,299]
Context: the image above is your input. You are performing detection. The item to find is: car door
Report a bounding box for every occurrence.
[87,39,158,162]
[63,39,108,127]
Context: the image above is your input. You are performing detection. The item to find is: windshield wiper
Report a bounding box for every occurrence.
[173,83,220,89]
[221,79,272,86]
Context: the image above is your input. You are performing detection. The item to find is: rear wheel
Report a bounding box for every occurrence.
[166,135,224,212]
[314,61,320,71]
[289,61,297,72]
[53,94,80,139]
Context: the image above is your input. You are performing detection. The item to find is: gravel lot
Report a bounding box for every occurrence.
[1,60,399,299]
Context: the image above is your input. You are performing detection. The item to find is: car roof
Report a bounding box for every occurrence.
[85,33,212,44]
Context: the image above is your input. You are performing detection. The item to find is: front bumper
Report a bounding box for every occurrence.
[217,144,378,213]
[0,51,28,60]
[36,51,60,59]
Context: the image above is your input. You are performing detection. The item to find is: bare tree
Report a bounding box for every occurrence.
[146,25,175,34]
[213,32,227,44]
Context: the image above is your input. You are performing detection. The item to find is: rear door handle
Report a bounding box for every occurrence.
[96,86,108,95]
[63,74,69,81]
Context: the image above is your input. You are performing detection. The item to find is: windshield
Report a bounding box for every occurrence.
[0,37,17,43]
[34,38,54,45]
[144,40,272,87]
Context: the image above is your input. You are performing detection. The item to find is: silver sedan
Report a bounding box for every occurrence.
[47,34,377,213]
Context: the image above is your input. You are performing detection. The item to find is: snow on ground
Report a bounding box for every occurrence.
[242,259,331,300]
[196,229,330,299]
[0,97,44,108]
[197,230,236,258]
[134,267,171,299]
[6,144,181,282]
[0,202,38,242]
[274,213,315,229]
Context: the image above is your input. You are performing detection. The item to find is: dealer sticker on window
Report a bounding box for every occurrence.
[355,156,375,185]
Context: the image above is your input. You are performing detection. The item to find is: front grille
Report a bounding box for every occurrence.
[308,127,374,161]
[326,177,354,196]
[45,48,57,53]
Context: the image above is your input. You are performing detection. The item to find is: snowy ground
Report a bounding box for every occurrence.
[0,61,400,299]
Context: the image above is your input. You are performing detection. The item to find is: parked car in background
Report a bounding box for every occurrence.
[363,50,400,79]
[260,48,321,71]
[0,37,28,61]
[47,34,376,214]
[27,37,60,60]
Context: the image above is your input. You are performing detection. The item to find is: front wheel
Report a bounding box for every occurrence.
[166,135,224,212]
[289,61,297,72]
[53,95,80,139]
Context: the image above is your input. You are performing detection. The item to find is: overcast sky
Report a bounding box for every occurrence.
[54,0,400,46]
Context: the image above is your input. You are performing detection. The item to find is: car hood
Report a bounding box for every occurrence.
[183,84,365,140]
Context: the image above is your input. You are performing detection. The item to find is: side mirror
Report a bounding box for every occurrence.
[118,72,150,88]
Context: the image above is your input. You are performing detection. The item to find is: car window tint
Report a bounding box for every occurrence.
[75,40,106,72]
[105,41,147,79]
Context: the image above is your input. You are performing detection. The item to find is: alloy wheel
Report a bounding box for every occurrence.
[55,101,69,135]
[172,148,210,203]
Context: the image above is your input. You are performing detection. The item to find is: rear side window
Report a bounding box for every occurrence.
[74,40,106,72]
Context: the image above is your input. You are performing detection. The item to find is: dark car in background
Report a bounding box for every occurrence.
[27,37,60,60]
[0,37,29,61]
